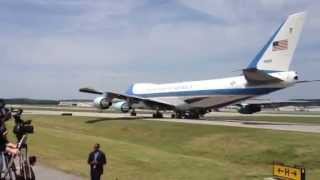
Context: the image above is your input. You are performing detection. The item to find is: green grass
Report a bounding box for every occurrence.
[6,115,320,180]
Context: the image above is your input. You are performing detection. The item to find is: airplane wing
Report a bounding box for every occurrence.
[107,92,174,109]
[79,87,103,95]
[79,87,175,110]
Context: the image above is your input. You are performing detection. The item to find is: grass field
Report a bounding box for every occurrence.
[6,115,320,180]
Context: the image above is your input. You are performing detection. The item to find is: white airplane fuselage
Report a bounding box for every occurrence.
[127,71,298,111]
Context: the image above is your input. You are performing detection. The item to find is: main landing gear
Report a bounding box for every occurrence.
[172,111,203,119]
[130,108,164,118]
[152,111,163,118]
[130,109,204,119]
[130,109,137,116]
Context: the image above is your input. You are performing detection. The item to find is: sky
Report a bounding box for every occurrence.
[0,0,319,100]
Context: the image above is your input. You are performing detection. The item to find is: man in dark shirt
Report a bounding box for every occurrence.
[0,100,19,154]
[0,126,9,152]
[0,99,11,123]
[0,125,19,176]
[88,143,107,180]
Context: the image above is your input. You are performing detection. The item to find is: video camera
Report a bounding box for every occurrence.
[11,108,34,135]
[13,119,34,135]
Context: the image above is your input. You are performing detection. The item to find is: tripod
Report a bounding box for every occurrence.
[0,135,35,180]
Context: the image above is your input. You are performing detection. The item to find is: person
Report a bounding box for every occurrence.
[0,99,11,123]
[0,126,19,155]
[0,99,17,154]
[88,143,107,180]
[0,125,19,177]
[0,99,19,175]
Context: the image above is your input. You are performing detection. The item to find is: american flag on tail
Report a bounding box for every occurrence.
[272,39,288,51]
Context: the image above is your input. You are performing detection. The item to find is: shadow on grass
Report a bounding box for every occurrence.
[85,117,146,124]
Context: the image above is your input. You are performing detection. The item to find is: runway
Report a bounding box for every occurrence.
[25,110,320,133]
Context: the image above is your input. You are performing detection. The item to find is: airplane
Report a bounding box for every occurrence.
[80,12,317,119]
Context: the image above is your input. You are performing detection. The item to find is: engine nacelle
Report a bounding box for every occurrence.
[238,104,261,114]
[112,101,130,113]
[94,96,112,109]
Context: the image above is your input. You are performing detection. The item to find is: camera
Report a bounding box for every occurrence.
[12,109,34,135]
[13,120,34,134]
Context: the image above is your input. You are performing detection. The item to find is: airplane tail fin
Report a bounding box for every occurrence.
[247,12,306,72]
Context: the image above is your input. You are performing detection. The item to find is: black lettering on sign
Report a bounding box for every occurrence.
[285,168,290,176]
[291,170,297,176]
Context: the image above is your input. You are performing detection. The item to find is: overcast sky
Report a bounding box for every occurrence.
[0,0,319,100]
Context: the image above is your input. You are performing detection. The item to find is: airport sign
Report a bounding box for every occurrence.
[273,162,305,180]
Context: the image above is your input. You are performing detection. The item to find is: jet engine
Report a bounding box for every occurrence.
[238,104,261,114]
[94,96,112,109]
[112,101,131,113]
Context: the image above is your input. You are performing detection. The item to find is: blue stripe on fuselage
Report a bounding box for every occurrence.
[129,87,282,98]
[247,22,285,69]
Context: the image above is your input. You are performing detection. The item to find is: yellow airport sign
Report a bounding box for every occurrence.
[273,162,305,180]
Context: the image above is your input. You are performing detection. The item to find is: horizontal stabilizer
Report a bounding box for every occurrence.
[296,80,320,84]
[243,69,283,84]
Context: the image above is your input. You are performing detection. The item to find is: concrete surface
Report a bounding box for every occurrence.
[34,164,83,180]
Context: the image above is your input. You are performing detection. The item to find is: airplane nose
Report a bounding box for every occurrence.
[294,75,299,80]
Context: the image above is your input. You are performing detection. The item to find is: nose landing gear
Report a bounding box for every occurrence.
[130,109,137,116]
[152,111,163,118]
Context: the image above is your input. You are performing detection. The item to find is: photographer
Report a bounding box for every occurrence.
[0,126,19,155]
[0,125,20,178]
[0,99,11,123]
[0,100,19,155]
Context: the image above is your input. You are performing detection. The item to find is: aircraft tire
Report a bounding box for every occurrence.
[153,112,163,118]
[130,111,136,116]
